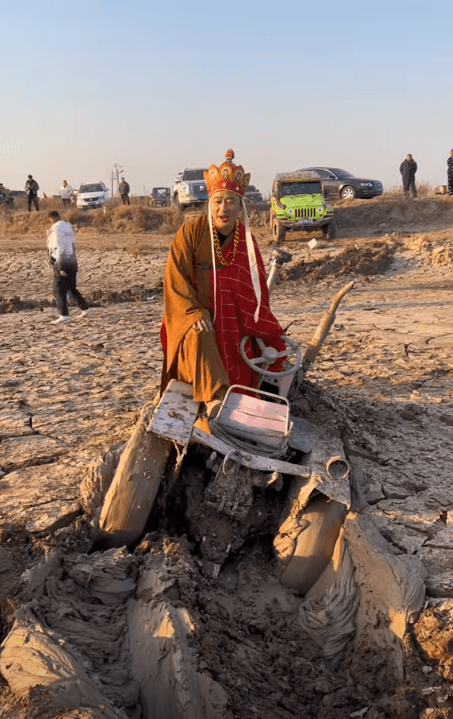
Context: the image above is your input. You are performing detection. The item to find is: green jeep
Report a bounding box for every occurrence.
[270,171,336,243]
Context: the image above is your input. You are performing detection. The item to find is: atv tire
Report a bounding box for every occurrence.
[272,218,286,244]
[98,403,172,548]
[322,220,337,240]
[278,494,346,594]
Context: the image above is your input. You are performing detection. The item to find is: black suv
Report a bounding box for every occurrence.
[150,187,171,207]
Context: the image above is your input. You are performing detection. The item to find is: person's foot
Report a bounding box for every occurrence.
[204,387,228,420]
[80,308,91,317]
[51,315,69,324]
[205,399,222,420]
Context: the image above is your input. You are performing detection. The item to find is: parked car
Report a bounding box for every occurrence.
[297,167,383,200]
[0,186,15,207]
[9,190,28,200]
[173,168,208,210]
[244,185,263,202]
[150,187,171,207]
[270,171,336,242]
[76,182,109,209]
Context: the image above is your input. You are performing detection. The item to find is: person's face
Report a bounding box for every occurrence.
[210,190,242,234]
[63,181,67,187]
[407,155,412,161]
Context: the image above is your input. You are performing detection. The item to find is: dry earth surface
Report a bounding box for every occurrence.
[2,196,453,718]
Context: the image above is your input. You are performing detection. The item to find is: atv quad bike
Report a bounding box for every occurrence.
[93,255,425,681]
[98,262,354,582]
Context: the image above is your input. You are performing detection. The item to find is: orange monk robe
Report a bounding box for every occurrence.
[162,214,284,402]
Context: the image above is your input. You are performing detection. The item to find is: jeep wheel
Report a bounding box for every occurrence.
[326,219,337,240]
[272,219,286,244]
[340,185,356,200]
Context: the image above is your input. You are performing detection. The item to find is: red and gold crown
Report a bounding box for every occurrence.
[204,149,250,197]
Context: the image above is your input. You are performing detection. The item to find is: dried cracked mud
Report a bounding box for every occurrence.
[2,196,453,718]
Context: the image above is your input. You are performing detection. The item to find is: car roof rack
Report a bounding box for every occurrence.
[274,171,319,182]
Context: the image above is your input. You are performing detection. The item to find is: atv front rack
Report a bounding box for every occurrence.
[148,380,351,509]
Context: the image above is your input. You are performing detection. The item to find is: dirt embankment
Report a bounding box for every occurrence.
[0,202,181,237]
[334,194,453,237]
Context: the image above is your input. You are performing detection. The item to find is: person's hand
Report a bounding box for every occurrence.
[59,271,67,276]
[192,317,213,333]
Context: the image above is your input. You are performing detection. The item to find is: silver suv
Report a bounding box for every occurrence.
[173,168,208,210]
[76,181,109,209]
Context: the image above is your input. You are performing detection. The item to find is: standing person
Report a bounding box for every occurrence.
[399,154,418,198]
[25,174,40,211]
[161,149,285,416]
[0,183,6,206]
[47,210,90,325]
[59,180,74,208]
[119,177,130,205]
[447,150,453,196]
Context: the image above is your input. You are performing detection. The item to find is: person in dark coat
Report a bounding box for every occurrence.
[119,178,130,205]
[399,155,417,198]
[25,174,40,211]
[447,150,453,196]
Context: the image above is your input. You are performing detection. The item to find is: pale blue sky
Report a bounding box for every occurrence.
[1,0,452,197]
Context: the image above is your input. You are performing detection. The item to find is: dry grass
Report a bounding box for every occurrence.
[0,201,182,236]
[0,194,273,237]
[92,204,175,233]
[382,182,434,199]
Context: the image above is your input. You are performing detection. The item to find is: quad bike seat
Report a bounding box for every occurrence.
[213,385,291,453]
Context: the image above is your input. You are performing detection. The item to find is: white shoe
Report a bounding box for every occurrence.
[51,316,69,325]
[80,308,91,317]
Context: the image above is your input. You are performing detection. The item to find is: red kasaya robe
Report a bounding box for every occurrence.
[161,214,284,402]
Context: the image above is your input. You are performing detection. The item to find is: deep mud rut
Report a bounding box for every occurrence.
[2,197,453,718]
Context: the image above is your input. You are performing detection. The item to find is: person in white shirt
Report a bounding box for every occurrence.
[60,180,74,208]
[47,210,90,324]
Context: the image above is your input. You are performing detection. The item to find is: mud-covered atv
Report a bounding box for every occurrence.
[91,252,425,674]
[97,250,354,585]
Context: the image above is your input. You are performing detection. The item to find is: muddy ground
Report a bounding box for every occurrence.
[2,195,453,718]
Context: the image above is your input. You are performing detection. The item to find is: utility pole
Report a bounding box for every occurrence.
[112,164,124,197]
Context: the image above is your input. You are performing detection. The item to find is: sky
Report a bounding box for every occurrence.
[1,0,453,198]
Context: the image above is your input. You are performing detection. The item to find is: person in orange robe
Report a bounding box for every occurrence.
[161,150,284,411]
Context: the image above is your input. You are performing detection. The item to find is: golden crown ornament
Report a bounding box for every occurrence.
[204,149,250,197]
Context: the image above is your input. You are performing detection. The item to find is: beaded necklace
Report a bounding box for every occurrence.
[212,221,240,266]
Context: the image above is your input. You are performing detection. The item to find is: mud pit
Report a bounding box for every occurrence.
[2,196,453,718]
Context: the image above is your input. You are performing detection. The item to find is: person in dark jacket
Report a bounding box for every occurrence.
[399,155,417,198]
[25,174,40,211]
[47,211,90,324]
[119,178,130,205]
[447,150,453,196]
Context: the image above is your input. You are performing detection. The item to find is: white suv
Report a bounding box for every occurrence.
[76,181,109,209]
[173,168,208,210]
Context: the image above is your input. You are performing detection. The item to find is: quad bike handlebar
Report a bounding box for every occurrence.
[239,335,302,378]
